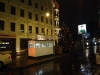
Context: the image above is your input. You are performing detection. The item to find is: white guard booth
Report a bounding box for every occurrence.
[28,40,54,57]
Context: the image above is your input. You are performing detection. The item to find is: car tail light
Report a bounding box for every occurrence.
[8,55,12,59]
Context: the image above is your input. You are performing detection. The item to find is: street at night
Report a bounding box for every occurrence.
[0,0,100,75]
[0,45,100,75]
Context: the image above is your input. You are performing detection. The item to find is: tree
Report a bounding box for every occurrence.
[58,22,76,53]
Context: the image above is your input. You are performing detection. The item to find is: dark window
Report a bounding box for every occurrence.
[35,14,38,21]
[35,27,38,34]
[41,28,44,34]
[41,5,43,11]
[47,29,48,35]
[50,10,52,15]
[0,2,5,12]
[50,19,52,25]
[20,38,32,50]
[0,20,4,30]
[46,18,48,24]
[20,0,24,3]
[35,3,38,9]
[54,11,56,16]
[11,6,16,15]
[28,0,32,6]
[10,22,15,31]
[20,24,24,32]
[54,21,56,26]
[46,8,47,12]
[20,9,24,17]
[28,12,32,19]
[29,26,32,33]
[41,16,43,22]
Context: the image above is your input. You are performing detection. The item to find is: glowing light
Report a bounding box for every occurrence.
[46,12,50,17]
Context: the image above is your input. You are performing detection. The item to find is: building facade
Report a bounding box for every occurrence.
[0,0,60,54]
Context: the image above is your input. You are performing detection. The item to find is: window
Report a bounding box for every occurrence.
[35,27,38,34]
[28,12,32,19]
[50,19,52,25]
[41,28,44,34]
[20,0,24,3]
[47,29,48,35]
[54,20,56,26]
[10,22,15,31]
[0,20,4,30]
[28,0,32,6]
[51,30,52,35]
[20,24,24,32]
[20,9,24,17]
[46,8,47,12]
[35,14,38,21]
[41,16,43,22]
[35,3,38,9]
[41,5,43,11]
[46,18,48,24]
[50,10,52,15]
[11,6,16,15]
[29,26,32,33]
[0,2,5,12]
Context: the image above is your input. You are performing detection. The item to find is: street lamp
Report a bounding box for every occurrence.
[46,12,50,17]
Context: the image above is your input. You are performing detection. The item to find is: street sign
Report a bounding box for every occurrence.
[84,33,90,37]
[78,24,87,34]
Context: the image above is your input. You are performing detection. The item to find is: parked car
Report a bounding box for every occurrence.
[0,53,12,68]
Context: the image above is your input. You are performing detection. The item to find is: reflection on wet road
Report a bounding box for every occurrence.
[0,45,100,75]
[0,56,87,75]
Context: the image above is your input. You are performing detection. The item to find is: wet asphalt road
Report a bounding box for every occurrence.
[0,45,100,75]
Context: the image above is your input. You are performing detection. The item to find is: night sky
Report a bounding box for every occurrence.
[56,0,99,40]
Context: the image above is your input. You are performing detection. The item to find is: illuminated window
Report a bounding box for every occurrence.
[29,26,32,33]
[20,24,24,32]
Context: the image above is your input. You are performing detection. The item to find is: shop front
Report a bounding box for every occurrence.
[0,34,16,54]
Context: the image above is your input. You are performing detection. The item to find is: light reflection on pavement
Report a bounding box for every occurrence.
[0,45,100,75]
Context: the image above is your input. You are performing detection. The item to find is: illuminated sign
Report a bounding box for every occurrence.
[78,24,87,34]
[36,35,46,40]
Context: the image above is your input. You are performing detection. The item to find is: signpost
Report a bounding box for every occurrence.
[78,24,87,49]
